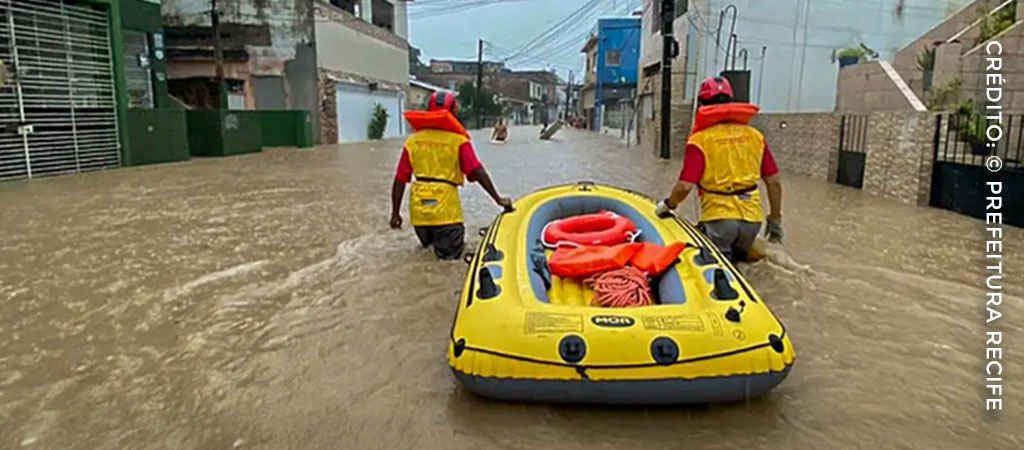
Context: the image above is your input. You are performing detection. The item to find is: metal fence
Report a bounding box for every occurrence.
[836,115,868,188]
[934,113,1024,169]
[931,113,1024,227]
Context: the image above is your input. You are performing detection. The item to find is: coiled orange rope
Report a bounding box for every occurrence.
[584,266,653,308]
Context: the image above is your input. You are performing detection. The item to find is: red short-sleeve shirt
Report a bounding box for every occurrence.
[394,141,484,183]
[679,141,779,183]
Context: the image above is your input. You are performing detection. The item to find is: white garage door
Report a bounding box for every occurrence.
[335,82,404,143]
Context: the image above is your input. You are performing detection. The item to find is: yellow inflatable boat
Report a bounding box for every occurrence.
[448,182,794,404]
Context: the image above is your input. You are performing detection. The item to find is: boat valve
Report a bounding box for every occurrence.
[558,335,587,364]
[725,301,746,323]
[650,337,679,365]
[713,268,739,300]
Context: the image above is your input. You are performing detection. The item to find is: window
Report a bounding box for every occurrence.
[529,82,545,100]
[330,0,359,15]
[606,50,622,67]
[372,0,395,33]
[123,31,153,108]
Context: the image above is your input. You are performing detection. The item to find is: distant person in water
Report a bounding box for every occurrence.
[491,117,509,143]
[390,91,513,260]
[655,77,784,263]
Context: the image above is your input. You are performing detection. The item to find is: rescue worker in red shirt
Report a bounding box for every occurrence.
[656,77,784,263]
[390,91,513,260]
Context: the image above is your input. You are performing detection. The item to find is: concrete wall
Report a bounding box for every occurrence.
[314,3,409,88]
[891,0,999,96]
[959,20,1024,111]
[751,112,840,181]
[861,112,935,205]
[836,62,919,112]
[753,111,934,205]
[843,1,1024,113]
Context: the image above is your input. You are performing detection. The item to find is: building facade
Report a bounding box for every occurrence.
[581,17,641,131]
[1,0,188,182]
[416,65,563,126]
[315,0,410,143]
[161,0,410,144]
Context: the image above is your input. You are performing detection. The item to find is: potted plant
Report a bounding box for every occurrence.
[917,46,935,90]
[367,103,388,140]
[955,101,991,156]
[837,47,866,68]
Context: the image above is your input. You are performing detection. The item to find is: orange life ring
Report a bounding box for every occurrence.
[543,211,637,247]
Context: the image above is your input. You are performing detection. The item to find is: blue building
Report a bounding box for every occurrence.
[581,17,641,131]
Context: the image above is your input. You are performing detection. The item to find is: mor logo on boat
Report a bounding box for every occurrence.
[591,315,635,328]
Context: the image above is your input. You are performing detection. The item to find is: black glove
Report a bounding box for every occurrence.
[655,199,675,218]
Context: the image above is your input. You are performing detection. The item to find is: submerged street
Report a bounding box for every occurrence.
[1,127,1022,449]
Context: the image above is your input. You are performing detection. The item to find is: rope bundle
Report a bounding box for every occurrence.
[584,266,653,308]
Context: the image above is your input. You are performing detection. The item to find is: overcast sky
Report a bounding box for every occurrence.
[407,0,643,79]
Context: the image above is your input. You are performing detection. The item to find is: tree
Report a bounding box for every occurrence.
[409,45,428,76]
[455,82,503,127]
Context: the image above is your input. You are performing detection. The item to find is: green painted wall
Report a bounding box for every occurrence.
[186,111,263,157]
[124,109,189,165]
[111,0,186,166]
[259,111,314,148]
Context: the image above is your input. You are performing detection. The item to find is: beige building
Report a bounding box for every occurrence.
[407,78,447,111]
[161,0,411,144]
[315,0,411,143]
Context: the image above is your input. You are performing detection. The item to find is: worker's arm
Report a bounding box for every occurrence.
[656,144,703,217]
[390,179,406,229]
[760,143,784,243]
[668,181,695,209]
[764,174,782,221]
[471,168,513,210]
[390,149,413,229]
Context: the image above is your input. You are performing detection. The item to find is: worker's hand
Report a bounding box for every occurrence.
[389,213,403,230]
[655,199,675,218]
[496,196,514,212]
[765,217,784,244]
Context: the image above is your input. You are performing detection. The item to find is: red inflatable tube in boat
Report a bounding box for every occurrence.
[543,211,637,247]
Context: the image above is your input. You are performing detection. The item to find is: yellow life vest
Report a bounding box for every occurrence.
[687,123,765,223]
[405,129,468,226]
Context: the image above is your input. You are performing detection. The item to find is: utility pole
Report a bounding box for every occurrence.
[565,70,573,120]
[211,0,227,109]
[476,39,484,129]
[757,46,767,104]
[659,0,682,159]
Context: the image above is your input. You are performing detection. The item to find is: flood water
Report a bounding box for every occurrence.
[1,126,1022,449]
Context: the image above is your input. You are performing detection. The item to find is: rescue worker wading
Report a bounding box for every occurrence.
[390,91,512,260]
[655,77,785,263]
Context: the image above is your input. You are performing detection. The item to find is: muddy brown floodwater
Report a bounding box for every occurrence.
[0,127,1022,449]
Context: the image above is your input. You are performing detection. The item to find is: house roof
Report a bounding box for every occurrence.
[581,34,598,52]
[409,77,447,92]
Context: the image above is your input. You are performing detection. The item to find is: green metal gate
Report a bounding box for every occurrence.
[0,0,120,182]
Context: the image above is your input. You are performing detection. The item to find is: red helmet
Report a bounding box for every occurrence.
[428,91,459,114]
[699,76,734,102]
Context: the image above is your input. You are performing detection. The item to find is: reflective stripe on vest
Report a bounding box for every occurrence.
[687,123,765,223]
